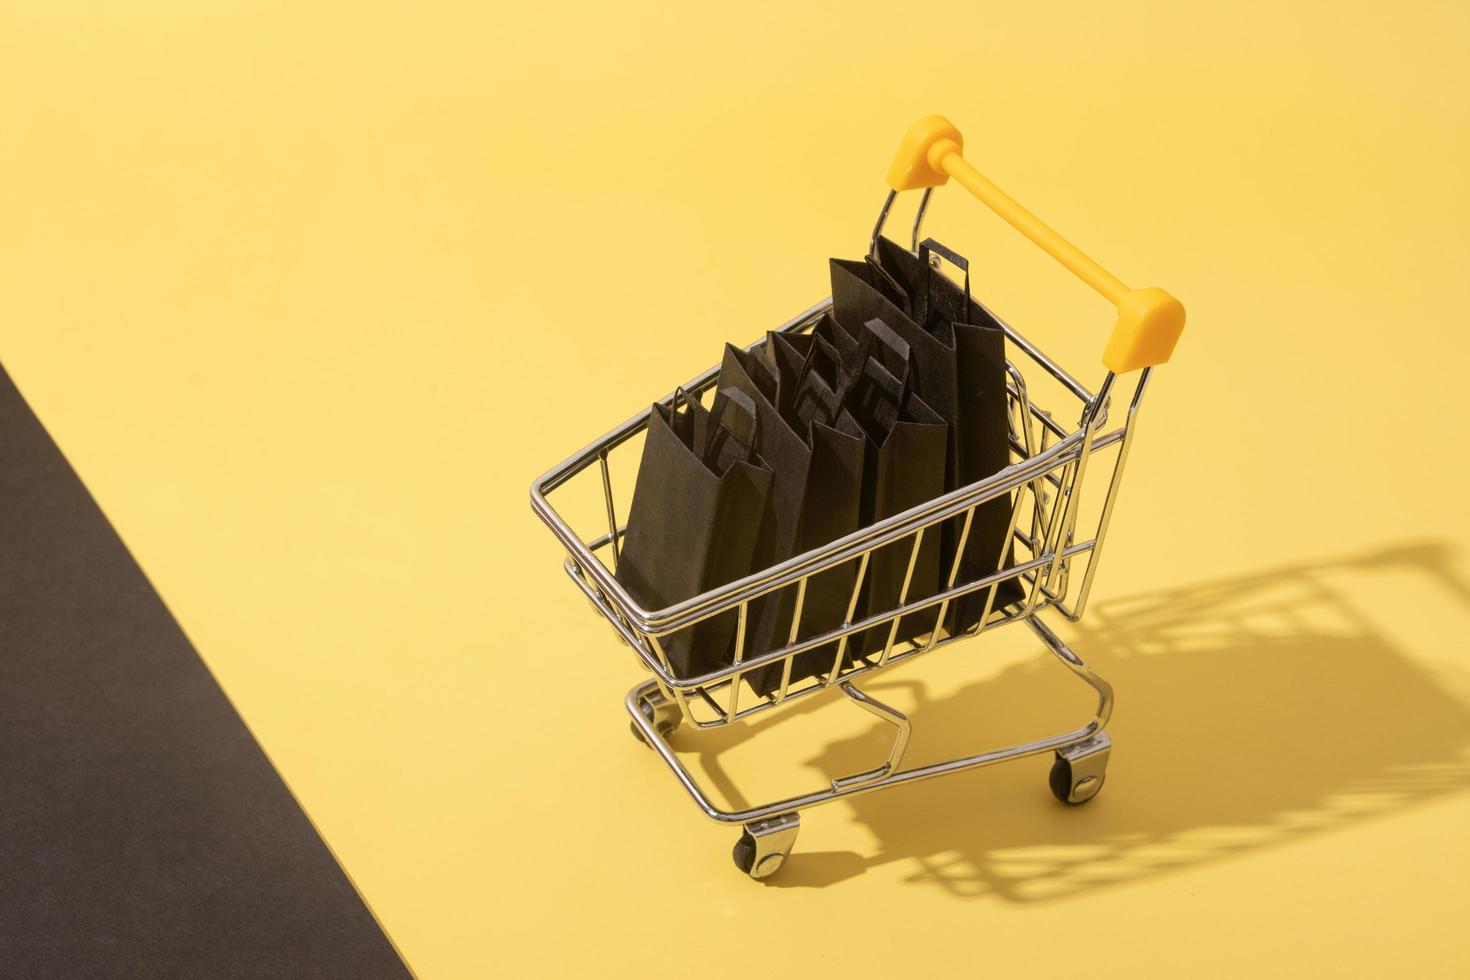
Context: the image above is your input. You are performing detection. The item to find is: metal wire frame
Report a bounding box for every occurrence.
[530,292,1152,731]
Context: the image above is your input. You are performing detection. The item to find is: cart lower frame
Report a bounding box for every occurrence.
[625,613,1113,878]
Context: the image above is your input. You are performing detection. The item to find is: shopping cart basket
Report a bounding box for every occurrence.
[530,116,1185,879]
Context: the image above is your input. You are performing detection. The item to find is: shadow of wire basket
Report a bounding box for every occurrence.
[792,544,1470,898]
[530,115,1186,880]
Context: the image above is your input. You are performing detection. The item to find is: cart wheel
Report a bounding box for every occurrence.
[629,688,680,747]
[731,813,800,880]
[732,833,759,874]
[1049,733,1111,805]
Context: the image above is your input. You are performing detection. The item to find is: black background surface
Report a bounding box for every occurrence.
[0,367,410,979]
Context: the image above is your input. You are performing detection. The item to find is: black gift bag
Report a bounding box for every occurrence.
[868,236,1023,628]
[837,351,947,656]
[830,236,1023,635]
[812,313,951,651]
[616,387,776,680]
[715,337,866,696]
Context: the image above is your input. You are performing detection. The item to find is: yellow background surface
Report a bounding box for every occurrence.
[4,2,1470,976]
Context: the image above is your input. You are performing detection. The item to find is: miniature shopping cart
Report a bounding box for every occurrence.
[530,116,1185,879]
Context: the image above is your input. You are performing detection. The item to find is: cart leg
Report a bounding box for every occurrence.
[1026,615,1114,805]
[732,812,800,880]
[629,686,681,746]
[1049,732,1111,805]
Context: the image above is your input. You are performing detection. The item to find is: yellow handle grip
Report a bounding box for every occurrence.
[886,115,1184,374]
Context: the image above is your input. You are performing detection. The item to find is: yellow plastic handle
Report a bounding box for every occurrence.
[886,115,1185,374]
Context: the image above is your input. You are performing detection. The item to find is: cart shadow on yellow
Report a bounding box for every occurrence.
[685,541,1470,899]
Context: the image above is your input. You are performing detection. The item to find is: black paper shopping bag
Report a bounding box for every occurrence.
[811,313,949,651]
[715,337,866,696]
[838,352,947,656]
[617,388,775,680]
[869,236,1023,627]
[830,236,1023,635]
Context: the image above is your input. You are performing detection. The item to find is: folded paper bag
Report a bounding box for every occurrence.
[716,338,867,696]
[617,387,775,680]
[830,238,1023,634]
[839,352,947,655]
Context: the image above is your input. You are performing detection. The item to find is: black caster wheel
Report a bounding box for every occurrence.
[731,814,799,879]
[1049,754,1105,805]
[732,830,790,879]
[630,690,680,748]
[732,832,758,875]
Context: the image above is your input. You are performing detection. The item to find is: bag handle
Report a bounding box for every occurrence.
[775,331,844,431]
[787,334,830,402]
[855,317,911,385]
[847,353,910,439]
[916,238,971,327]
[704,387,761,466]
[884,115,1185,374]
